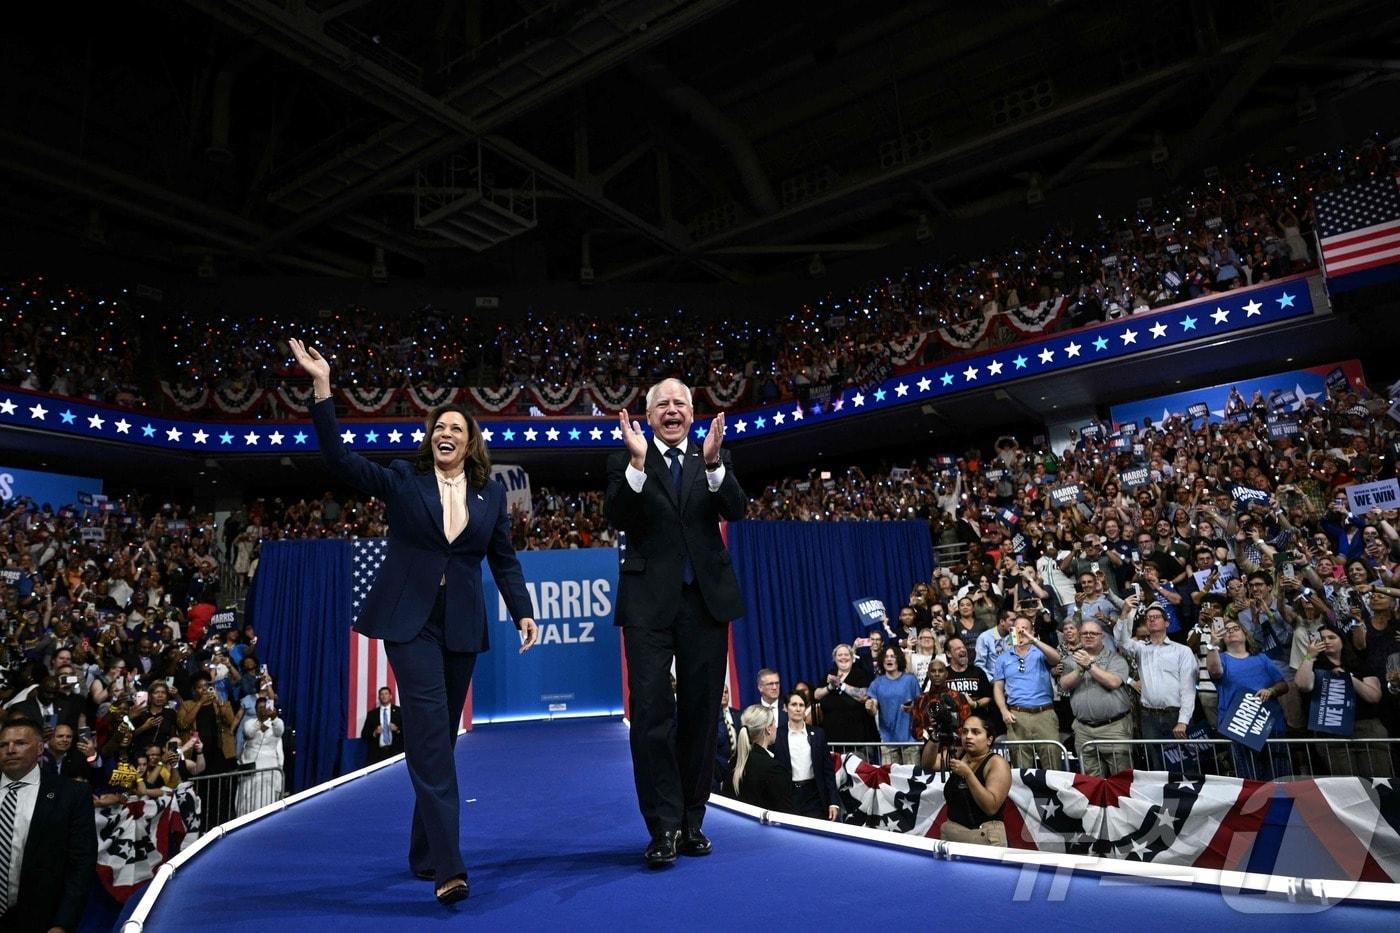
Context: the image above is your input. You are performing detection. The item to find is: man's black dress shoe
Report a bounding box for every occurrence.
[678,826,712,857]
[644,830,681,867]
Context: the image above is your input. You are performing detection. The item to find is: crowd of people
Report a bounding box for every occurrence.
[5,135,1397,420]
[715,374,1400,834]
[0,494,288,844]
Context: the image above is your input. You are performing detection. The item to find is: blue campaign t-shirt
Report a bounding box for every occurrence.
[867,672,921,743]
[1217,652,1286,736]
[992,645,1055,707]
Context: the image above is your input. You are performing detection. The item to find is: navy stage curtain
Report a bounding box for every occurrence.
[251,539,352,790]
[727,521,933,706]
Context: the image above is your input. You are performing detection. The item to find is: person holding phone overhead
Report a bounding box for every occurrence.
[289,338,539,906]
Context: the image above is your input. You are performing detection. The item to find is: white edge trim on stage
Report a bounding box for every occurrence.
[121,750,410,932]
[705,794,1400,908]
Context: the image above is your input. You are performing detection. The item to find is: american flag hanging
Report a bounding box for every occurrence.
[1314,173,1400,278]
[347,537,471,738]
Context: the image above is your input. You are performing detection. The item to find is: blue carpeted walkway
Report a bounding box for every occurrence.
[140,719,1397,931]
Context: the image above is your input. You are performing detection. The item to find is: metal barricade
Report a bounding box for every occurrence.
[933,542,969,568]
[185,766,286,829]
[992,738,1071,771]
[831,739,1070,771]
[1081,737,1400,780]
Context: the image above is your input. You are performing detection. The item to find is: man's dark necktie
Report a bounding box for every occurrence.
[0,780,19,912]
[664,448,695,584]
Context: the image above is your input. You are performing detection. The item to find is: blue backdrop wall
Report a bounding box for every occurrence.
[727,520,934,706]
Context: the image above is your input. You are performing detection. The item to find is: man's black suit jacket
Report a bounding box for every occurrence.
[0,769,96,933]
[603,444,747,628]
[360,704,405,762]
[11,695,83,734]
[771,723,841,811]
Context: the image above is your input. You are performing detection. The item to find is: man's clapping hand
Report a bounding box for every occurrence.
[701,411,726,463]
[618,410,649,468]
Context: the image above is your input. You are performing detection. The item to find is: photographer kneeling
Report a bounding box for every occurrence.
[936,715,1011,848]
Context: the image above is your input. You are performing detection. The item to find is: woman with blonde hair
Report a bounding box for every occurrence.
[731,704,794,812]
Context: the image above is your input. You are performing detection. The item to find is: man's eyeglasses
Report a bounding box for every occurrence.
[1017,657,1026,673]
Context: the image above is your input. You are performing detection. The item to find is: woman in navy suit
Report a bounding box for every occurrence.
[291,339,538,906]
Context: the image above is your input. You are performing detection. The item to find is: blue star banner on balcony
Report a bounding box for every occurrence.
[0,276,1316,455]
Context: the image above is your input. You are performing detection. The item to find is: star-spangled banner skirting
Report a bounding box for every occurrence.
[95,783,199,904]
[0,276,1314,454]
[835,754,1400,882]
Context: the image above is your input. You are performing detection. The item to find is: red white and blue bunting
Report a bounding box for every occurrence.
[0,278,1315,454]
[96,783,198,903]
[529,384,581,413]
[340,386,396,415]
[406,385,459,413]
[467,386,520,413]
[1002,296,1069,335]
[835,754,1400,881]
[699,375,748,410]
[936,314,993,350]
[159,382,209,413]
[274,385,314,414]
[888,332,930,365]
[210,382,264,415]
[589,384,640,411]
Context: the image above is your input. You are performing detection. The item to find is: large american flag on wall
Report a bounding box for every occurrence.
[349,538,471,738]
[1314,172,1400,279]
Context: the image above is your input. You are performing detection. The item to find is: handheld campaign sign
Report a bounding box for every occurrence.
[1119,465,1151,489]
[1307,669,1355,737]
[852,597,888,630]
[1267,419,1299,440]
[1345,479,1400,515]
[1187,402,1209,420]
[1229,483,1270,510]
[1220,691,1277,751]
[1048,483,1086,508]
[207,608,240,634]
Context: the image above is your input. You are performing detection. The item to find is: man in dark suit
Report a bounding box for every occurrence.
[712,683,742,793]
[40,725,93,784]
[0,716,96,933]
[361,687,405,764]
[771,691,841,820]
[605,378,747,867]
[11,677,83,740]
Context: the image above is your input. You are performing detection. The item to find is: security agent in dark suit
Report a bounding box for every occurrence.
[605,379,747,867]
[713,684,743,792]
[770,691,841,820]
[293,339,539,906]
[361,687,405,764]
[0,716,96,933]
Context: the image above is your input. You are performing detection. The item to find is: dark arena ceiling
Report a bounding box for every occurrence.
[4,0,1400,288]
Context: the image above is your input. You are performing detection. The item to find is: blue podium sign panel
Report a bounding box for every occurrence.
[474,547,622,722]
